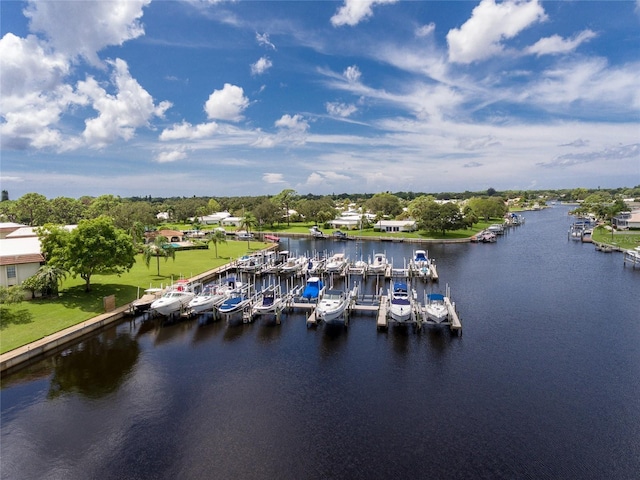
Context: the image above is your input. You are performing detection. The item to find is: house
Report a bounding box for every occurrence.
[0,222,25,239]
[221,216,243,228]
[613,211,640,230]
[0,236,44,289]
[373,220,417,233]
[198,211,231,225]
[145,229,185,243]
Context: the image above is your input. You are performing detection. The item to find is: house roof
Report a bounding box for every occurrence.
[0,237,44,265]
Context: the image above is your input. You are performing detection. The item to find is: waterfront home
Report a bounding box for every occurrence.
[0,236,44,291]
[373,220,417,233]
[613,211,640,230]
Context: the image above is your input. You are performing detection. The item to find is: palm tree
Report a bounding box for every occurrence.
[208,229,227,258]
[142,235,176,276]
[34,264,67,297]
[239,212,257,248]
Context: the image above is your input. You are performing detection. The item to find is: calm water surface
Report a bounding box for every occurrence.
[2,206,639,479]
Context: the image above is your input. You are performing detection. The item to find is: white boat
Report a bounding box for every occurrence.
[280,254,308,274]
[252,286,285,316]
[309,225,325,238]
[306,256,325,274]
[348,259,368,275]
[424,293,449,323]
[130,287,163,314]
[411,250,431,278]
[217,288,250,316]
[301,276,324,302]
[150,280,196,316]
[315,289,350,325]
[325,253,347,273]
[389,282,413,323]
[236,253,265,273]
[488,223,505,235]
[368,252,389,274]
[188,278,239,314]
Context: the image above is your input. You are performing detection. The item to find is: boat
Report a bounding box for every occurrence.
[188,278,239,314]
[471,230,497,243]
[332,230,349,241]
[388,282,413,323]
[315,289,350,325]
[411,249,432,278]
[309,226,325,238]
[305,256,325,275]
[252,285,285,316]
[217,287,250,316]
[487,223,505,235]
[368,252,389,274]
[301,276,324,302]
[130,287,163,314]
[424,293,449,323]
[263,234,280,242]
[325,253,348,273]
[280,254,308,274]
[236,253,266,273]
[150,280,197,316]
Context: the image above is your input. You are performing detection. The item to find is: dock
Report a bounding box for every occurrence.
[444,296,462,335]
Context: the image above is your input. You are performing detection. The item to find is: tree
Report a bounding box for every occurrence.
[85,194,122,219]
[49,197,85,225]
[207,229,227,258]
[38,216,135,292]
[273,189,297,226]
[14,192,50,226]
[22,265,67,298]
[142,235,176,276]
[0,285,25,304]
[253,199,281,228]
[207,198,221,214]
[296,197,337,226]
[239,212,257,248]
[364,192,403,218]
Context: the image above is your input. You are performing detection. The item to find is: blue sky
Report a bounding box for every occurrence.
[1,0,639,199]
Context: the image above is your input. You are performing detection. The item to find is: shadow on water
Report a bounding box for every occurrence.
[191,316,225,344]
[222,322,253,342]
[318,323,349,358]
[47,331,140,400]
[256,319,283,343]
[152,318,195,346]
[389,324,412,355]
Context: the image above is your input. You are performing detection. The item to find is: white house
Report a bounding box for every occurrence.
[0,236,44,289]
[198,211,231,225]
[221,216,243,228]
[373,220,417,233]
[613,211,640,230]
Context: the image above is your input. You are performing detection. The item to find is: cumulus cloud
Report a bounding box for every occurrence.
[447,0,547,64]
[275,114,309,132]
[78,59,171,148]
[262,173,285,183]
[160,121,219,141]
[205,84,249,122]
[24,0,149,65]
[256,32,276,50]
[156,149,188,163]
[326,102,358,118]
[251,56,273,76]
[526,30,597,56]
[344,65,362,83]
[331,0,399,27]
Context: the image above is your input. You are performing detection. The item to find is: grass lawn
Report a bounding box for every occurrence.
[592,226,640,249]
[0,240,269,354]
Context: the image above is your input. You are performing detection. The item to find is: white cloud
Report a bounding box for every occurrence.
[251,56,273,76]
[262,173,285,184]
[24,0,150,65]
[275,114,309,132]
[78,59,171,148]
[326,102,358,118]
[156,149,188,163]
[538,143,639,168]
[447,0,547,64]
[526,30,597,56]
[256,32,276,50]
[415,23,436,38]
[344,65,362,83]
[331,0,399,27]
[205,83,249,122]
[160,121,219,141]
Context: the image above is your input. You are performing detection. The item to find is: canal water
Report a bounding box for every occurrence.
[1,205,639,479]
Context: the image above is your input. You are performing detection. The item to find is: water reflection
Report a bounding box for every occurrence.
[191,317,224,344]
[48,331,139,399]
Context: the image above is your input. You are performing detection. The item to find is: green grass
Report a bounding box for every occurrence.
[0,240,269,354]
[592,226,640,249]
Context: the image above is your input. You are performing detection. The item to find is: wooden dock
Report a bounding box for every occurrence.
[444,296,462,335]
[376,297,389,329]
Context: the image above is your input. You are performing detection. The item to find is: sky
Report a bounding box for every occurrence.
[1,0,639,200]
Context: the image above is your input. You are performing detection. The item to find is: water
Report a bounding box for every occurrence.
[2,206,639,479]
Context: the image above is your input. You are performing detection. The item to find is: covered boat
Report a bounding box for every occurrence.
[424,293,449,323]
[389,282,412,323]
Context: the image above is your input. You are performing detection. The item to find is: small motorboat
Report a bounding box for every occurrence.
[389,282,412,323]
[150,280,196,316]
[424,293,449,323]
[315,289,350,325]
[301,276,324,302]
